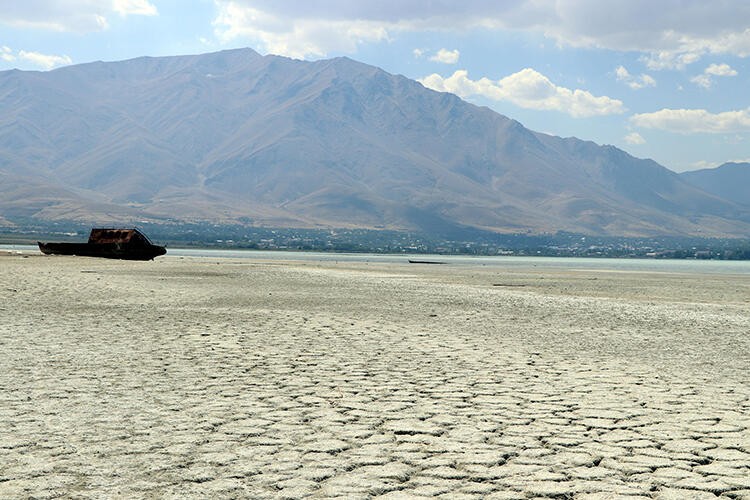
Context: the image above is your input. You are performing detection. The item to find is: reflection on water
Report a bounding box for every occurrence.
[4,244,749,275]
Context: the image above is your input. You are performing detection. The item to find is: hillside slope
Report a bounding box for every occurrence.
[1,48,748,236]
[680,162,750,207]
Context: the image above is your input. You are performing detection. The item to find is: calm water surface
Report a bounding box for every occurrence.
[4,244,750,275]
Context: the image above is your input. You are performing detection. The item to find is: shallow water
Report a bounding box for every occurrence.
[173,248,750,275]
[5,243,750,275]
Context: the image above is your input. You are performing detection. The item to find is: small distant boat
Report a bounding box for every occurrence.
[38,228,166,261]
[408,259,445,265]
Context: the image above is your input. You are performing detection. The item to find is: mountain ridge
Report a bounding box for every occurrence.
[1,48,749,237]
[680,162,750,208]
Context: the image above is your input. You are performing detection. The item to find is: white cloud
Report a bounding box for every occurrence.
[631,108,750,133]
[18,50,73,69]
[615,65,656,90]
[640,75,656,88]
[112,0,158,17]
[0,1,156,32]
[211,1,750,63]
[691,63,738,88]
[688,160,717,171]
[1,46,73,68]
[685,158,750,170]
[624,132,646,145]
[419,68,625,118]
[429,49,460,64]
[542,2,750,68]
[641,50,702,71]
[413,48,425,59]
[690,74,713,89]
[213,2,390,58]
[705,63,738,76]
[1,46,15,62]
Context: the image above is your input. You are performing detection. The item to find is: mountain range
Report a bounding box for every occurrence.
[1,48,748,237]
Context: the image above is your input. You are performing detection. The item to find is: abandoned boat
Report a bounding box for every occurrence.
[38,228,166,260]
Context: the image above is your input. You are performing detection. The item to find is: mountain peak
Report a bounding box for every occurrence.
[1,49,749,236]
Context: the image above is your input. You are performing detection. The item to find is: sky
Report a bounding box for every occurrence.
[1,1,750,173]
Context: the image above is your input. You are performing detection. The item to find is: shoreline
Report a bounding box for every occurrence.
[3,244,750,276]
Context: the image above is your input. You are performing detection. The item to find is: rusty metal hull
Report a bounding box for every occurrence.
[38,242,166,260]
[37,228,166,261]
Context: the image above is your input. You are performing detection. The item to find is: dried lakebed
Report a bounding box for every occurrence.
[1,253,749,499]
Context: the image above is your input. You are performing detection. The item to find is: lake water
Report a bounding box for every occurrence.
[4,244,750,275]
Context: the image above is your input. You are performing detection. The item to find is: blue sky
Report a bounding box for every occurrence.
[2,1,749,172]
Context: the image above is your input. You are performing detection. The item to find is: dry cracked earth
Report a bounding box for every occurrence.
[1,253,749,499]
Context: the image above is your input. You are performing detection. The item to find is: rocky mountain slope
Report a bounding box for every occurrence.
[1,48,749,236]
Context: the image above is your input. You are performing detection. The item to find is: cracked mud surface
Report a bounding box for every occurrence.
[1,253,749,498]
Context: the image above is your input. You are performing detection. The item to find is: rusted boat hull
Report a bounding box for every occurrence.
[38,242,166,260]
[38,228,166,261]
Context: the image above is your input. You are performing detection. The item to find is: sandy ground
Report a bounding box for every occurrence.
[1,252,749,499]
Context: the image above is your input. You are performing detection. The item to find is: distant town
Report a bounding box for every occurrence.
[3,220,750,260]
